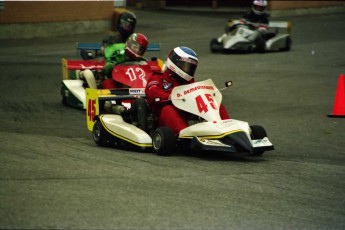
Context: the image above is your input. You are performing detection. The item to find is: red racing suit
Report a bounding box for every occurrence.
[145,70,230,135]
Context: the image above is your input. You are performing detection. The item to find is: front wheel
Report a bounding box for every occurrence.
[250,125,267,155]
[280,36,292,52]
[210,38,223,53]
[152,127,176,156]
[255,37,266,53]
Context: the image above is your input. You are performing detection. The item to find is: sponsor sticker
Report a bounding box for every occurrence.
[129,88,145,95]
[197,137,230,147]
[183,85,215,95]
[252,137,272,147]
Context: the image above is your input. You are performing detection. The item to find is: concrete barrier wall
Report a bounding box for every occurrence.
[0,1,114,23]
[128,0,345,10]
[0,1,115,39]
[1,1,344,39]
[1,0,344,24]
[0,20,112,39]
[269,1,345,10]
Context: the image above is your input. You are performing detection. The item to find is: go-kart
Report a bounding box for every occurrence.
[210,20,292,53]
[61,58,163,109]
[86,79,274,156]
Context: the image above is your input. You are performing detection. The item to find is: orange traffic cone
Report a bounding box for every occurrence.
[328,74,345,117]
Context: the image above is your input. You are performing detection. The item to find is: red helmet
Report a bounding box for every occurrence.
[125,33,148,60]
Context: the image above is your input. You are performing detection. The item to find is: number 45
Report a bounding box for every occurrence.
[87,99,96,121]
[195,94,217,113]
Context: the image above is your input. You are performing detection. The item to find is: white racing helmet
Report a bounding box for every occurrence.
[166,47,198,82]
[252,0,267,15]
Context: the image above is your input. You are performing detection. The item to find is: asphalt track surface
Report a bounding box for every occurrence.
[1,9,345,229]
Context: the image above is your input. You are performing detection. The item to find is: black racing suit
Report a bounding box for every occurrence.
[241,11,270,51]
[242,10,269,26]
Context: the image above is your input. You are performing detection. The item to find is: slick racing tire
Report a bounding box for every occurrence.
[61,95,67,106]
[280,37,292,52]
[250,125,267,156]
[210,38,223,53]
[93,120,111,147]
[152,127,176,156]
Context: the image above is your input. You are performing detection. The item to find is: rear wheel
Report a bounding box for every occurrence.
[93,120,111,147]
[61,95,67,106]
[61,86,68,106]
[250,125,267,155]
[152,127,176,156]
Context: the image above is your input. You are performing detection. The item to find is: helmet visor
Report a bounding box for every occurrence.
[120,19,134,32]
[176,58,198,77]
[128,39,146,56]
[253,5,265,12]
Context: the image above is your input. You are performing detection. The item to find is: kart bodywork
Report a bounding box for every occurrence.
[210,20,292,53]
[61,41,163,109]
[61,58,163,109]
[86,87,153,150]
[86,79,274,156]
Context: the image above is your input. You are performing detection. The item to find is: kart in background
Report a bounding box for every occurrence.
[86,79,274,156]
[61,43,163,109]
[210,20,292,53]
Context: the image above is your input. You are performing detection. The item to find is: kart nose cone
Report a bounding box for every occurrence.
[225,131,253,154]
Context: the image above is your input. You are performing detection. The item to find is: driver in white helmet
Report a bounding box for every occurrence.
[242,0,269,29]
[234,0,270,51]
[145,46,230,135]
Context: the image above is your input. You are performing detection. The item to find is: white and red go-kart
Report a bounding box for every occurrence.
[86,79,274,156]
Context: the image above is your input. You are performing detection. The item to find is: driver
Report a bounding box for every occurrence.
[242,0,269,26]
[145,46,230,135]
[81,12,137,60]
[226,0,269,51]
[102,33,148,89]
[104,11,137,46]
[241,0,270,49]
